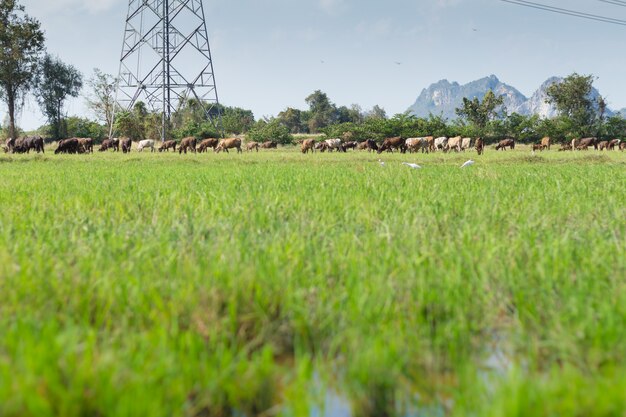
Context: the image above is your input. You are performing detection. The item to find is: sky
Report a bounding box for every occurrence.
[13,0,626,130]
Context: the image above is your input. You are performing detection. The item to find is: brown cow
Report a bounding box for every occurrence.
[495,139,515,151]
[179,137,197,154]
[110,138,120,152]
[541,136,551,150]
[597,141,608,151]
[576,137,597,150]
[445,136,462,153]
[197,138,219,153]
[159,140,177,152]
[215,138,242,154]
[425,136,435,153]
[260,141,278,149]
[99,139,114,152]
[55,138,79,154]
[607,139,620,150]
[121,138,132,153]
[558,143,572,151]
[620,142,626,151]
[343,141,358,150]
[364,139,379,152]
[77,138,93,154]
[475,138,484,155]
[246,141,260,152]
[301,139,316,154]
[21,136,45,154]
[532,143,545,152]
[377,137,406,154]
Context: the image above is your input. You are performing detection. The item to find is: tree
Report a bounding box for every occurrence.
[546,73,603,137]
[366,105,387,120]
[0,0,45,140]
[35,54,83,139]
[247,118,293,145]
[305,90,336,133]
[455,90,504,131]
[86,68,117,132]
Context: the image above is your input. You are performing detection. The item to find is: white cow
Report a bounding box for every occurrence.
[461,137,473,151]
[137,139,155,152]
[323,138,345,152]
[434,136,448,151]
[405,138,429,153]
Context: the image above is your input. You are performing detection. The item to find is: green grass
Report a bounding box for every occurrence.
[0,148,625,416]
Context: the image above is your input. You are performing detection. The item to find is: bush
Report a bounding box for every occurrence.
[247,119,293,145]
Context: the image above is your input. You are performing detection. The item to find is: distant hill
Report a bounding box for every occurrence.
[407,75,613,120]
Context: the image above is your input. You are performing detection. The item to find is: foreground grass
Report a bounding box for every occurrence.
[0,149,625,416]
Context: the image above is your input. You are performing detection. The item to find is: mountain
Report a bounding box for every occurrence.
[407,75,526,120]
[408,75,613,119]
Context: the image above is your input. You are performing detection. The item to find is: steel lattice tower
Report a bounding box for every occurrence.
[114,0,223,141]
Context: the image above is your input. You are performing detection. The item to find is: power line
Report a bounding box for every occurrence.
[599,0,626,7]
[499,0,626,26]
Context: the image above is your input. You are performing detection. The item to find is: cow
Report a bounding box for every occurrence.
[178,137,197,154]
[377,136,406,154]
[541,136,551,150]
[301,139,316,154]
[159,140,177,152]
[121,138,132,153]
[620,142,626,151]
[434,136,448,151]
[475,138,484,155]
[197,138,219,153]
[137,139,155,152]
[77,138,94,154]
[495,139,515,151]
[425,136,435,153]
[260,141,278,149]
[246,141,260,152]
[405,137,429,153]
[576,137,597,150]
[532,143,545,152]
[22,136,45,153]
[323,138,345,152]
[571,138,581,150]
[445,136,462,153]
[597,141,609,151]
[461,137,473,152]
[343,141,358,150]
[364,139,379,152]
[607,139,620,150]
[55,138,79,154]
[215,138,242,154]
[99,139,114,152]
[558,143,572,151]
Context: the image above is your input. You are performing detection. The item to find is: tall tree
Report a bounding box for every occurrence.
[305,90,336,133]
[35,54,83,139]
[455,90,504,130]
[0,0,45,140]
[86,68,117,132]
[546,73,603,137]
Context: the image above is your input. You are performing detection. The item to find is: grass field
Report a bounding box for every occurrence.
[0,148,625,417]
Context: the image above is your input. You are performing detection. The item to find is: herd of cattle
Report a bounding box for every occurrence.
[2,135,625,155]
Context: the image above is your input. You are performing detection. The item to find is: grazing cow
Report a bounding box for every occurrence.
[301,139,316,154]
[571,138,581,150]
[576,137,597,150]
[434,136,448,151]
[475,138,484,155]
[597,141,609,151]
[364,139,379,152]
[21,136,45,153]
[215,138,242,154]
[607,139,620,150]
[532,143,545,152]
[620,142,626,151]
[558,143,572,151]
[495,139,515,151]
[137,139,155,152]
[424,136,435,153]
[178,137,197,154]
[405,137,429,153]
[55,138,79,154]
[77,138,94,154]
[458,137,471,151]
[99,139,114,152]
[246,141,260,152]
[121,138,132,153]
[260,141,278,149]
[377,136,406,154]
[343,141,358,150]
[541,136,551,150]
[323,138,345,152]
[197,138,219,153]
[356,141,368,151]
[445,136,462,153]
[159,140,177,152]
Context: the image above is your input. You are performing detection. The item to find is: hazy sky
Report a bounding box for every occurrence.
[13,0,626,130]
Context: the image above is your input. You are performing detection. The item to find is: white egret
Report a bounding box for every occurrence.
[460,160,475,168]
[402,162,422,169]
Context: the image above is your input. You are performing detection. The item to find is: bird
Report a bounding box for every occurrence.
[394,61,402,65]
[378,159,385,166]
[460,160,475,168]
[402,162,422,169]
[472,28,478,32]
